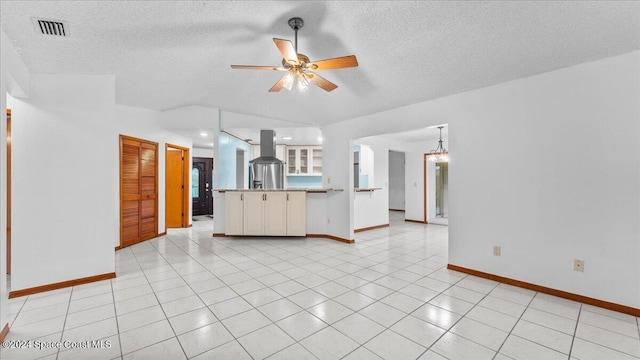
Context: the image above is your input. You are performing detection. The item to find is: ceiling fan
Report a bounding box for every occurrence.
[230,17,358,92]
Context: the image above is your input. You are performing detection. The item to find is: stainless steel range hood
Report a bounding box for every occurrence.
[249,130,284,189]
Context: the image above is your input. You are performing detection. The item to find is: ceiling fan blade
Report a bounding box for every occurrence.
[273,38,299,66]
[307,55,358,71]
[307,72,338,92]
[231,65,287,71]
[269,74,291,92]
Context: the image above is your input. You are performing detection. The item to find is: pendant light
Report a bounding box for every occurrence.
[429,126,448,162]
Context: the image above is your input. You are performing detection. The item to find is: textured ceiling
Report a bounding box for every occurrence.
[1,1,639,126]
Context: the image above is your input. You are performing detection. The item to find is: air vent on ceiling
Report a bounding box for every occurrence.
[34,19,67,36]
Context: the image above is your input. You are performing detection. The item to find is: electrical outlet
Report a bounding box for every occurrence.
[414,182,417,187]
[493,246,501,256]
[327,218,331,224]
[327,177,331,184]
[573,259,584,272]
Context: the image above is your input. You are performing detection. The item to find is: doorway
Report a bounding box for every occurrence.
[166,144,190,228]
[424,154,449,225]
[192,157,213,216]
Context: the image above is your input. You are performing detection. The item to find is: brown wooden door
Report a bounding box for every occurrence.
[166,146,188,228]
[192,157,213,216]
[120,135,158,248]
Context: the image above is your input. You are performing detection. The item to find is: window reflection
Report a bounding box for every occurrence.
[192,168,199,197]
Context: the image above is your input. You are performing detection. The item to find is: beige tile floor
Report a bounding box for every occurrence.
[1,212,639,359]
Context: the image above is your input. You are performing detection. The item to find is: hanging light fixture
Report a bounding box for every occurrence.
[429,126,448,162]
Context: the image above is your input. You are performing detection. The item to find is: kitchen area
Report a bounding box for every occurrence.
[212,123,392,243]
[214,129,347,240]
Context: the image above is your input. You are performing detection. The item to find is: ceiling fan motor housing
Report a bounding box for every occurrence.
[282,54,310,68]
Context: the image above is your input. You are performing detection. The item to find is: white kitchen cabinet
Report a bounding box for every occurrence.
[310,147,322,175]
[286,192,307,236]
[225,191,305,236]
[264,192,287,235]
[242,192,266,235]
[287,146,322,175]
[224,192,244,235]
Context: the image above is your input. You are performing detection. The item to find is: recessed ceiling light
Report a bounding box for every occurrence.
[200,132,208,137]
[282,136,292,140]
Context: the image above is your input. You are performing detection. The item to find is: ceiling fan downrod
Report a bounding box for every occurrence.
[288,17,304,53]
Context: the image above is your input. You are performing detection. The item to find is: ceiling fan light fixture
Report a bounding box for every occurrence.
[283,73,294,91]
[297,73,310,91]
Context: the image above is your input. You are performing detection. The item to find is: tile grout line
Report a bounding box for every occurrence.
[54,287,74,360]
[336,268,466,360]
[174,225,452,355]
[147,232,258,359]
[6,295,28,329]
[128,241,191,360]
[173,228,406,358]
[162,229,368,354]
[490,289,537,360]
[176,231,340,359]
[567,303,582,359]
[415,273,497,360]
[109,278,125,360]
[295,227,452,358]
[114,221,638,360]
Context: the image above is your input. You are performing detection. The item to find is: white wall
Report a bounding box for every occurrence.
[447,52,639,308]
[320,126,354,240]
[9,78,193,292]
[11,74,117,291]
[306,193,328,235]
[388,151,405,210]
[160,105,219,130]
[192,147,214,158]
[1,28,31,331]
[330,51,640,308]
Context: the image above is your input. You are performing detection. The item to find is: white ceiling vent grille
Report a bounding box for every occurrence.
[34,19,68,37]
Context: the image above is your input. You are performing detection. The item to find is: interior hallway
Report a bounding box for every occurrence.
[1,215,639,359]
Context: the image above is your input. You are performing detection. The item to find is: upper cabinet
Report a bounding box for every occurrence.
[287,146,322,176]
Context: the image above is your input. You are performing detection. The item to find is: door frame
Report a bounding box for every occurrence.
[165,144,190,228]
[423,154,429,224]
[6,109,11,274]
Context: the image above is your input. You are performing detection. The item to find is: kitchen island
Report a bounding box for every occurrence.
[214,189,344,238]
